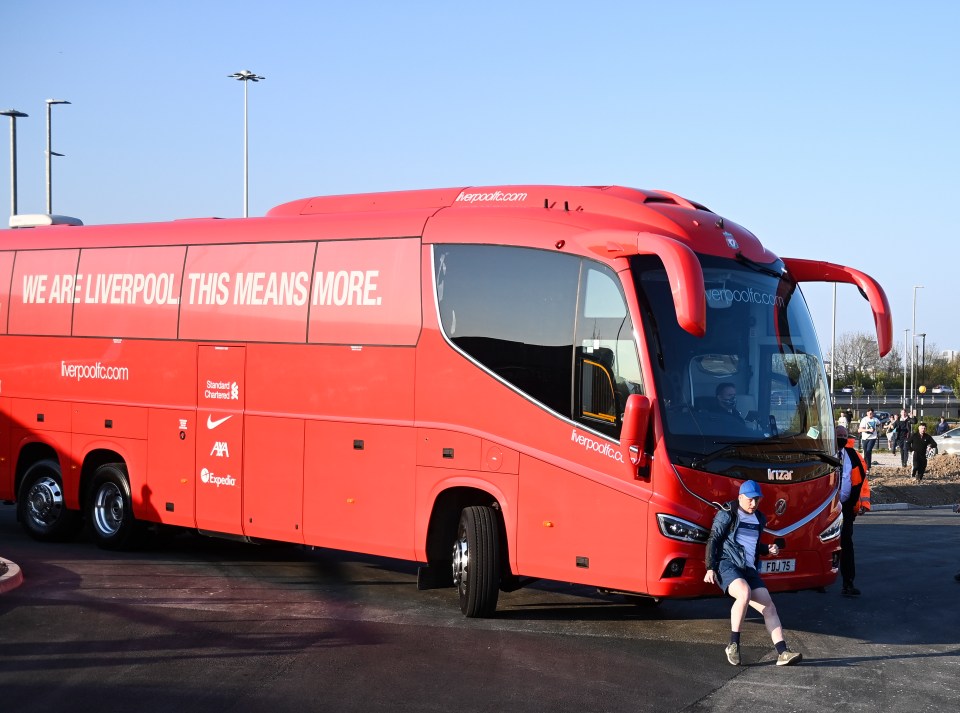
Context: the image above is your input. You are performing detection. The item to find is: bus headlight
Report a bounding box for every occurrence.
[657,514,709,544]
[819,513,843,542]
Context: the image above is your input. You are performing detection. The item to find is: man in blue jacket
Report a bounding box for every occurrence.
[704,480,803,666]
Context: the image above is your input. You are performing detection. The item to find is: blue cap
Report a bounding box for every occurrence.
[739,481,763,499]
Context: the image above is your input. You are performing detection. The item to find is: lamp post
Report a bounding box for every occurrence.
[911,285,923,410]
[1,109,28,218]
[903,328,909,408]
[45,99,70,215]
[830,283,836,395]
[917,333,927,389]
[228,70,264,218]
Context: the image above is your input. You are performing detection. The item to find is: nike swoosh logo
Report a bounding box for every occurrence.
[206,414,233,430]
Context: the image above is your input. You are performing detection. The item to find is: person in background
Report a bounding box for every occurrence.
[907,422,938,482]
[886,414,899,455]
[837,412,849,431]
[894,409,916,468]
[858,409,879,469]
[936,416,950,436]
[836,425,866,597]
[704,481,803,667]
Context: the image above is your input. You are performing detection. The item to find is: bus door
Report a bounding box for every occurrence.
[195,345,245,535]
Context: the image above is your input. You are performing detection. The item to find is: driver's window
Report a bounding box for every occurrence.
[574,263,643,438]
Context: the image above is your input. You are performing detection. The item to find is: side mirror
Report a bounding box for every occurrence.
[621,394,651,477]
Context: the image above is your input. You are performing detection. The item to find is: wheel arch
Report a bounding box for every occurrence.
[14,441,61,500]
[80,449,128,512]
[423,484,513,579]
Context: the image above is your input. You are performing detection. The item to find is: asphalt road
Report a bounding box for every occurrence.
[1,503,959,713]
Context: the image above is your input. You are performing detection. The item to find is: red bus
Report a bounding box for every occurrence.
[0,185,891,617]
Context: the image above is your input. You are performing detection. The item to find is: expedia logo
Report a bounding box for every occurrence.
[200,467,237,488]
[768,468,793,481]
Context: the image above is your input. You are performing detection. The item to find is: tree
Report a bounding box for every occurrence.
[829,332,881,385]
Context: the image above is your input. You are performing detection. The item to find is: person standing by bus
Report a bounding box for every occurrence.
[836,425,866,597]
[704,481,803,667]
[858,409,879,469]
[907,422,938,482]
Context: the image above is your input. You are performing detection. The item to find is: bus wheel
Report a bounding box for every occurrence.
[452,505,501,618]
[17,460,82,541]
[89,464,142,550]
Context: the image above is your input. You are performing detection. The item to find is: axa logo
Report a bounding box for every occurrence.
[200,467,236,488]
[206,414,232,430]
[210,441,230,457]
[768,468,793,481]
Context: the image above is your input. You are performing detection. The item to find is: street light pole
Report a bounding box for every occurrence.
[903,328,909,408]
[830,283,836,395]
[911,285,923,411]
[45,99,70,215]
[918,333,927,388]
[1,109,28,218]
[228,70,264,218]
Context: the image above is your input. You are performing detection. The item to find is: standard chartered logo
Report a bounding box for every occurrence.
[204,379,240,401]
[570,429,624,463]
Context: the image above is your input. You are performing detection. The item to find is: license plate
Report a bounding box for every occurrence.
[760,558,796,574]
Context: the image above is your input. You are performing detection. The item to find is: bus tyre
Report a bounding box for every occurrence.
[89,464,142,551]
[452,505,501,618]
[17,460,82,541]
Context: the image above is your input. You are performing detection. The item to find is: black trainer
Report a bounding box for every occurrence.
[842,585,861,597]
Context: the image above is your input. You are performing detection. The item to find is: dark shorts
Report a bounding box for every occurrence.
[717,560,766,593]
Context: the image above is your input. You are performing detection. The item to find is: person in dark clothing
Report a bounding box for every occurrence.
[704,382,750,435]
[710,383,745,420]
[907,422,938,482]
[836,426,866,596]
[703,480,802,667]
[936,417,950,435]
[894,409,915,468]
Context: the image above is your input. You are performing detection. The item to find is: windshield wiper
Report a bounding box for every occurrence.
[735,252,784,279]
[691,443,744,469]
[692,442,840,470]
[777,449,841,467]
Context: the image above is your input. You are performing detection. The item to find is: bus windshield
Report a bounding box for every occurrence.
[632,254,836,469]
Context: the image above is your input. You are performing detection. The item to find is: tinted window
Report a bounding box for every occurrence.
[435,244,579,416]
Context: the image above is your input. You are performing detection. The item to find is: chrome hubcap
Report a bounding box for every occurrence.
[93,482,124,536]
[26,476,64,526]
[452,534,469,594]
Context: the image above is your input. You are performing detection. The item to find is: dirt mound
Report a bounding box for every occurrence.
[868,452,960,507]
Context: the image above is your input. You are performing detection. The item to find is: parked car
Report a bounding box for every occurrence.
[933,426,960,455]
[840,385,854,393]
[873,411,891,427]
[931,385,954,394]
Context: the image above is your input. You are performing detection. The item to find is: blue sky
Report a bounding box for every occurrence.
[3,1,958,363]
